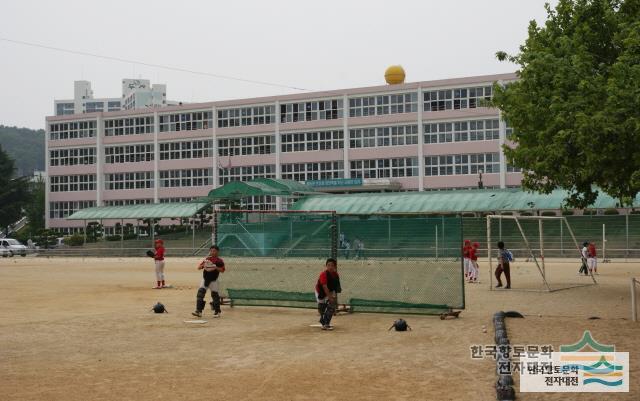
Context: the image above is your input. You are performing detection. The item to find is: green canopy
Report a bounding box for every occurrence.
[290,188,640,215]
[67,202,209,220]
[202,178,317,201]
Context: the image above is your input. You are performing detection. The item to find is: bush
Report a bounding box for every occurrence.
[604,209,620,215]
[520,212,533,216]
[461,213,476,218]
[63,234,85,246]
[630,210,640,215]
[561,210,574,216]
[541,211,557,216]
[123,233,137,240]
[582,210,597,215]
[105,235,122,242]
[500,212,513,216]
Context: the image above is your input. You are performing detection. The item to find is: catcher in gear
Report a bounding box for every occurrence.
[192,245,225,318]
[315,258,341,330]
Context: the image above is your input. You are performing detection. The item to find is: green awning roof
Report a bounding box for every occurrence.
[67,202,209,220]
[290,188,640,215]
[202,178,317,201]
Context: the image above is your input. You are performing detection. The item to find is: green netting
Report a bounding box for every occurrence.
[214,211,464,314]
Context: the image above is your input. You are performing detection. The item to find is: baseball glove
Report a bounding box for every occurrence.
[146,250,155,258]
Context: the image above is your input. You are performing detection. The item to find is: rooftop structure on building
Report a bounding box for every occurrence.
[45,69,522,233]
[54,79,180,116]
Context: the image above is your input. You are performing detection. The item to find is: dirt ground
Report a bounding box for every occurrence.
[0,256,638,401]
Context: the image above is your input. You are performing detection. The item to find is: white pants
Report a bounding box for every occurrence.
[588,258,597,271]
[154,260,165,281]
[199,279,219,292]
[463,258,470,275]
[468,260,479,281]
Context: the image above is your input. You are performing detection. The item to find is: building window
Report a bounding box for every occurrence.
[49,174,97,192]
[159,168,213,187]
[159,111,213,132]
[49,121,97,140]
[218,135,275,156]
[159,197,196,203]
[105,144,154,163]
[104,117,154,136]
[350,125,418,148]
[217,105,275,128]
[104,199,153,206]
[349,92,417,117]
[280,99,343,123]
[506,164,522,173]
[218,165,275,185]
[281,130,344,152]
[424,119,500,144]
[49,147,96,166]
[85,102,104,113]
[107,101,121,111]
[159,140,213,160]
[350,158,418,178]
[281,161,344,182]
[424,85,492,112]
[49,200,96,219]
[240,196,276,211]
[105,172,154,190]
[425,152,500,176]
[55,103,75,116]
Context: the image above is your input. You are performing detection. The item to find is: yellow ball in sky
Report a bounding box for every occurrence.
[385,65,406,85]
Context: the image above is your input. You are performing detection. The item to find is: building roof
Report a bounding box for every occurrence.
[67,202,209,220]
[289,188,640,215]
[203,179,317,201]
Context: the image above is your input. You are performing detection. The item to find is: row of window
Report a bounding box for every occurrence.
[218,135,275,156]
[104,199,153,206]
[159,140,213,160]
[50,175,96,192]
[350,158,420,178]
[50,148,96,166]
[423,86,493,112]
[104,117,154,136]
[217,106,276,128]
[49,200,96,219]
[105,144,154,164]
[349,93,418,117]
[159,197,196,203]
[281,130,343,152]
[425,153,500,176]
[424,119,500,144]
[159,169,213,187]
[349,125,418,148]
[281,161,344,182]
[280,100,343,123]
[159,111,213,132]
[105,172,154,190]
[49,121,96,140]
[218,165,276,185]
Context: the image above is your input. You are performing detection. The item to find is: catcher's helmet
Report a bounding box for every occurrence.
[152,302,167,313]
[390,318,410,331]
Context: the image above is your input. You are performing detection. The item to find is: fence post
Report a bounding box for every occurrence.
[626,213,629,260]
[435,225,438,260]
[632,278,637,322]
[331,212,337,260]
[212,209,218,246]
[560,219,563,257]
[602,224,606,262]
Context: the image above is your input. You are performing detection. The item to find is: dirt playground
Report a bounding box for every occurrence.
[1,256,638,401]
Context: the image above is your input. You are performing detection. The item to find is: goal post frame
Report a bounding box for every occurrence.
[487,215,597,292]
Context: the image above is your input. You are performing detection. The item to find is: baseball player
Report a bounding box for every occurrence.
[588,242,598,274]
[468,242,480,283]
[462,239,472,280]
[153,239,167,289]
[315,258,341,330]
[192,245,225,318]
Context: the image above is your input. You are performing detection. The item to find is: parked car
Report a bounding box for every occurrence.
[0,246,10,257]
[0,239,28,257]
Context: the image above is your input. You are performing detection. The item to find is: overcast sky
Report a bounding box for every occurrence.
[0,0,557,130]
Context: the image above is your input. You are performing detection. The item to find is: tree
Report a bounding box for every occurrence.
[0,145,31,233]
[25,177,46,232]
[493,0,640,208]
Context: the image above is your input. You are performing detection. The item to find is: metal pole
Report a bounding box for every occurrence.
[560,219,563,257]
[602,224,606,262]
[387,215,391,249]
[626,213,629,261]
[192,219,195,250]
[487,215,493,291]
[632,278,637,322]
[83,220,87,244]
[120,218,124,251]
[539,219,545,280]
[435,225,438,260]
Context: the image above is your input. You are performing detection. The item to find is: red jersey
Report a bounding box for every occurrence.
[588,244,596,257]
[315,270,340,298]
[463,245,471,258]
[154,246,165,261]
[469,247,478,261]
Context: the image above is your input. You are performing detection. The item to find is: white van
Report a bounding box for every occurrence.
[0,239,28,257]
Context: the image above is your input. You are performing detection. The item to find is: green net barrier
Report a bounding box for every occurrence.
[461,215,640,258]
[213,212,464,315]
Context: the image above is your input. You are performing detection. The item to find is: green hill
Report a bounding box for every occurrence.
[0,125,45,177]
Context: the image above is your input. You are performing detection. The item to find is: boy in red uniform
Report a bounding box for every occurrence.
[468,242,480,283]
[462,240,472,280]
[192,245,226,318]
[588,242,598,274]
[152,239,167,289]
[315,258,341,330]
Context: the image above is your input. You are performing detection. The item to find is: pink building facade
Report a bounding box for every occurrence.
[46,73,523,233]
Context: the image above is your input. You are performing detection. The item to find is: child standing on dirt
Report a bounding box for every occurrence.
[315,258,341,330]
[153,239,167,289]
[494,241,512,289]
[462,239,472,280]
[588,242,598,274]
[192,245,226,318]
[468,242,480,283]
